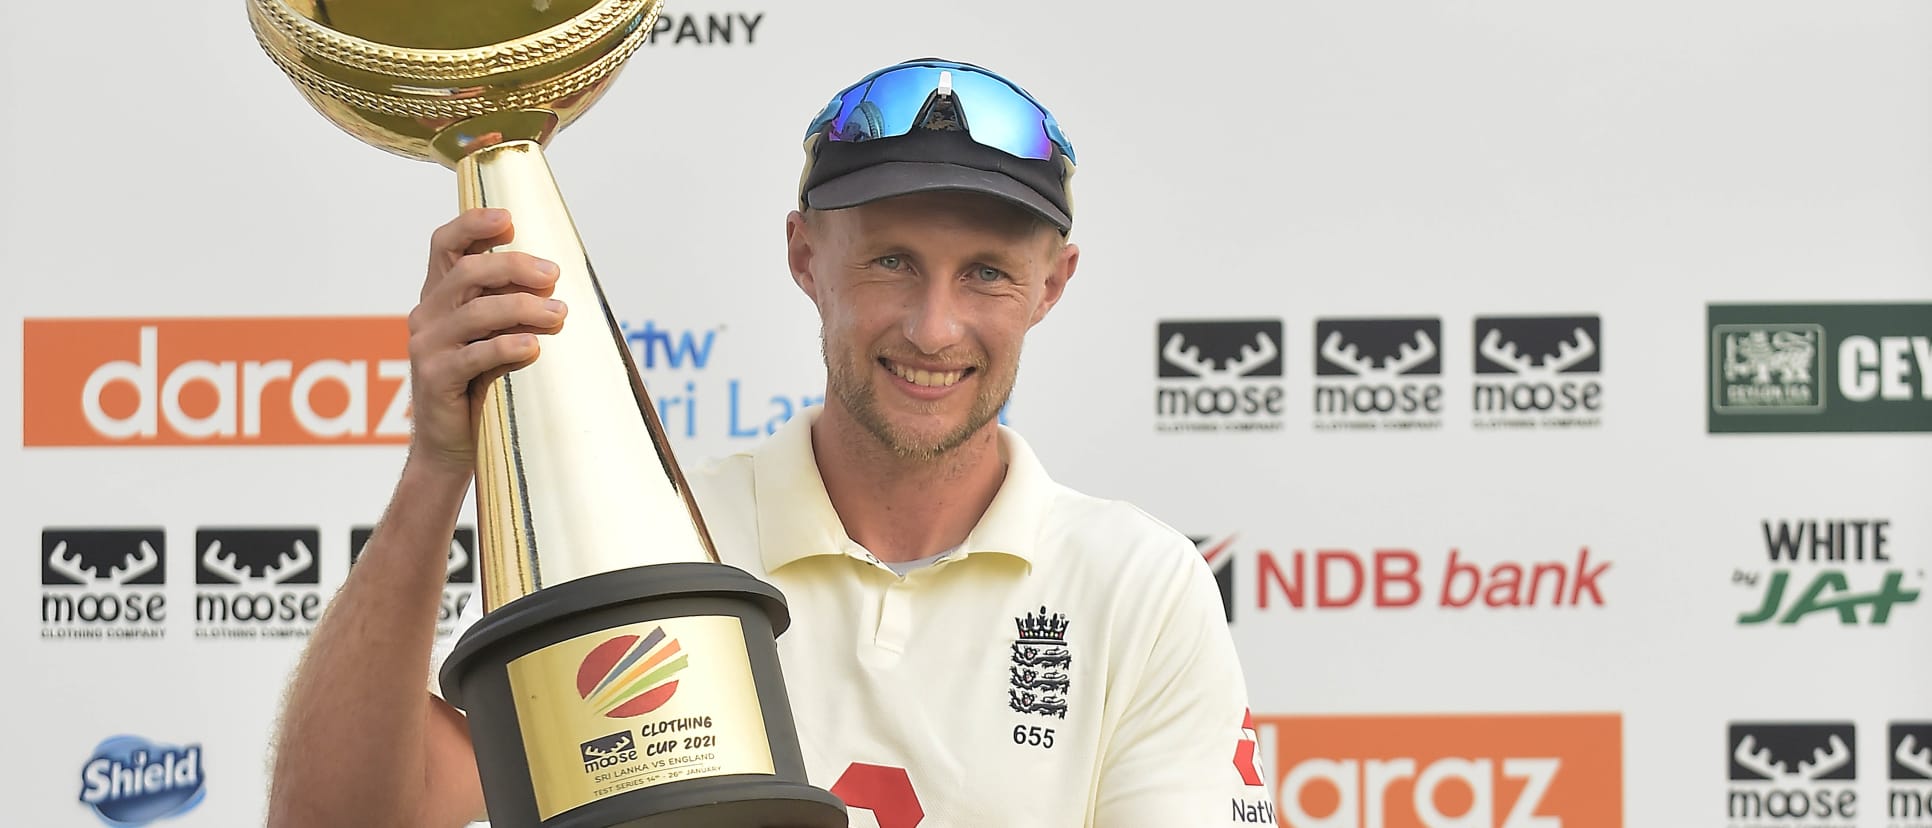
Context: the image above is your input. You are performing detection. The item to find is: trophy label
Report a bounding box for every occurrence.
[506,614,776,819]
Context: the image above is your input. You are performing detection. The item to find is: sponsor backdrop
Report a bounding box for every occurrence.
[3,1,1928,826]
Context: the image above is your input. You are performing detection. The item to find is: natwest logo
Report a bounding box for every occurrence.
[23,317,409,446]
[1254,713,1622,828]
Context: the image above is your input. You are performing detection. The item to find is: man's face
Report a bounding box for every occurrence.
[786,191,1077,461]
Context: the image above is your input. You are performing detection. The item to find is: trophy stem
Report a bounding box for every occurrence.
[457,141,721,613]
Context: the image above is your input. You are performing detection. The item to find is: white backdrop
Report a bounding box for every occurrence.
[4,1,1929,826]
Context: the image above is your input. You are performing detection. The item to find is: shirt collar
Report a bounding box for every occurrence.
[751,407,1050,574]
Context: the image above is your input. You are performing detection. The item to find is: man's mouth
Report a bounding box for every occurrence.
[881,358,973,388]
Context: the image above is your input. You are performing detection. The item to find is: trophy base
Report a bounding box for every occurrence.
[441,563,846,828]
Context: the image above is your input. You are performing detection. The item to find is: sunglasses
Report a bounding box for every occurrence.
[803,59,1076,164]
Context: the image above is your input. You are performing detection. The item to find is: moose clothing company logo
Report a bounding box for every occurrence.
[1892,723,1932,826]
[1727,722,1856,827]
[1472,315,1603,429]
[1709,303,1932,433]
[350,526,474,637]
[41,529,167,639]
[22,317,410,446]
[1155,320,1286,432]
[578,628,690,718]
[194,527,323,639]
[1734,519,1920,626]
[1009,606,1073,719]
[1253,713,1621,828]
[77,735,206,827]
[1313,318,1444,430]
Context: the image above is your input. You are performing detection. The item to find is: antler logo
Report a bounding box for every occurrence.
[1892,723,1932,781]
[1156,321,1284,379]
[1475,317,1602,376]
[1316,320,1442,377]
[42,530,165,586]
[194,529,319,585]
[1729,723,1857,782]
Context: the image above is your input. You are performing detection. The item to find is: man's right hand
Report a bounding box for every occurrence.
[408,207,568,475]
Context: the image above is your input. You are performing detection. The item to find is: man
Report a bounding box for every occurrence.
[267,58,1272,827]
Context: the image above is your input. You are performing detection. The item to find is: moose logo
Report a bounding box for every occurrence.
[1154,320,1286,431]
[195,529,318,585]
[1472,315,1604,427]
[192,528,324,632]
[1008,606,1073,719]
[40,529,168,637]
[42,530,164,587]
[1313,318,1445,425]
[1728,722,1858,824]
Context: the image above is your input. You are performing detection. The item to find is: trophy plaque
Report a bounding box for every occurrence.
[246,2,846,825]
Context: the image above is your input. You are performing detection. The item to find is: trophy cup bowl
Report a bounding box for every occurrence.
[247,2,846,826]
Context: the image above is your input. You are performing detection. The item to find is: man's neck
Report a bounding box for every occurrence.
[810,403,1007,563]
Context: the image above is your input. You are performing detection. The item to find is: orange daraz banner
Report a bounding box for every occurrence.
[23,317,411,446]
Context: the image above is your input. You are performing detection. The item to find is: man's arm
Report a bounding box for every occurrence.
[267,462,486,827]
[1092,541,1276,827]
[266,208,565,827]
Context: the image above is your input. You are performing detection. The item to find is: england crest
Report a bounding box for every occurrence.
[1009,606,1072,719]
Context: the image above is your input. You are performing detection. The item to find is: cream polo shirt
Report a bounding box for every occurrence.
[434,409,1277,827]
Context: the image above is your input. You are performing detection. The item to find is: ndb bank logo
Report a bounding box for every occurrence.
[351,526,474,638]
[1892,722,1932,826]
[1710,303,1932,433]
[1735,518,1920,626]
[193,527,322,639]
[41,529,167,640]
[1727,722,1856,827]
[77,735,205,827]
[1313,318,1444,430]
[1473,315,1603,429]
[1155,320,1285,432]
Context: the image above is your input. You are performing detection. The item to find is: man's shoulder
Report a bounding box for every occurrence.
[1032,477,1202,578]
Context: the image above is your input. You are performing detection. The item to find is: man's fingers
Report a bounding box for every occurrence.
[437,293,567,348]
[449,334,542,389]
[424,208,515,294]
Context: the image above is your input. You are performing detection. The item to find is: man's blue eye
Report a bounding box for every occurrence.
[977,267,1005,282]
[878,256,904,270]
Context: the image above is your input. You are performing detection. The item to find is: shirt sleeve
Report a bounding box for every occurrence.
[1091,544,1278,827]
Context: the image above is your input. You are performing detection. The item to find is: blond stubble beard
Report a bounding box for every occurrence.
[822,332,1015,463]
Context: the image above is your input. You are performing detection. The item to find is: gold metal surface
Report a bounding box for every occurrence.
[247,0,661,166]
[460,142,719,610]
[507,615,776,819]
[248,0,720,609]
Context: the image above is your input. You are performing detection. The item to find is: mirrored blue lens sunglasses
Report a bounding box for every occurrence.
[802,59,1076,164]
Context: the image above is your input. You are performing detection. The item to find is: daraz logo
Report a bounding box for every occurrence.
[1253,713,1622,828]
[23,317,410,446]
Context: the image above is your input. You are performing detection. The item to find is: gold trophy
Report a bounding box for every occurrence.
[246,3,845,825]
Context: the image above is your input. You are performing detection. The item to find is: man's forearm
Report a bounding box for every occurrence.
[267,458,472,826]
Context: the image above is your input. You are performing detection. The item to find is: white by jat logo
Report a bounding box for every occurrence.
[81,326,410,439]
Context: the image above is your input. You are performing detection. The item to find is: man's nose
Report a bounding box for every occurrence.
[903,277,965,354]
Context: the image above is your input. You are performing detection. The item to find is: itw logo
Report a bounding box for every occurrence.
[620,320,717,370]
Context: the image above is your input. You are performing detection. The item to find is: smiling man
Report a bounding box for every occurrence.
[266,59,1273,827]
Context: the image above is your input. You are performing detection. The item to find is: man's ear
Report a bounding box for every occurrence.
[785,210,819,303]
[1030,239,1079,328]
